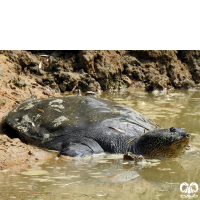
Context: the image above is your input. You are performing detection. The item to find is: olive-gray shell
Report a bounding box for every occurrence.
[4,96,157,150]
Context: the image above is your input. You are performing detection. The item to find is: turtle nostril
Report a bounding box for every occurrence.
[186,134,191,138]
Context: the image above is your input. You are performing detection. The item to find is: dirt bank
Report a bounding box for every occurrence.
[0,50,200,172]
[0,53,61,171]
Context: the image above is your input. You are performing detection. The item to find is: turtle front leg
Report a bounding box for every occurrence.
[58,137,104,157]
[124,152,146,162]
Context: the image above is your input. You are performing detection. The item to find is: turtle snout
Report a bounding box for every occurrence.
[186,133,191,138]
[171,127,191,139]
[181,132,191,138]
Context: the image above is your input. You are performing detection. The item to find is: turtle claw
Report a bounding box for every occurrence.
[124,152,146,162]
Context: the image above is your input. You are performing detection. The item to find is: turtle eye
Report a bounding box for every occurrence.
[170,127,176,132]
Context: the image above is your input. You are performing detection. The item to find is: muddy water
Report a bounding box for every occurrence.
[1,89,200,200]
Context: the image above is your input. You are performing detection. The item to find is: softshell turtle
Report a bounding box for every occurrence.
[4,96,190,158]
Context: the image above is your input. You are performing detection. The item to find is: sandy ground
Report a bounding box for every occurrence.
[0,54,61,172]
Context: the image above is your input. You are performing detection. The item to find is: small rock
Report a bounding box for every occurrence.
[0,64,3,76]
[13,77,26,88]
[28,150,34,155]
[43,89,53,96]
[85,91,96,96]
[73,89,81,96]
[9,84,16,89]
[35,77,43,85]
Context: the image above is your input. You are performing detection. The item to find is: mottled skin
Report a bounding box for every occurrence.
[134,127,190,158]
[4,96,190,158]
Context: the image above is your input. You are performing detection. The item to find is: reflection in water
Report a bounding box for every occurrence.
[0,89,200,200]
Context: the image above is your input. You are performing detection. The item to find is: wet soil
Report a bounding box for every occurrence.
[0,50,200,172]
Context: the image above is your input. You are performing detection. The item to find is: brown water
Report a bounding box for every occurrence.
[1,89,200,200]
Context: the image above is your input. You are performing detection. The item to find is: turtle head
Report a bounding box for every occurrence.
[134,127,190,158]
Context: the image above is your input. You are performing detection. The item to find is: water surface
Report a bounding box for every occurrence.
[1,89,200,200]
